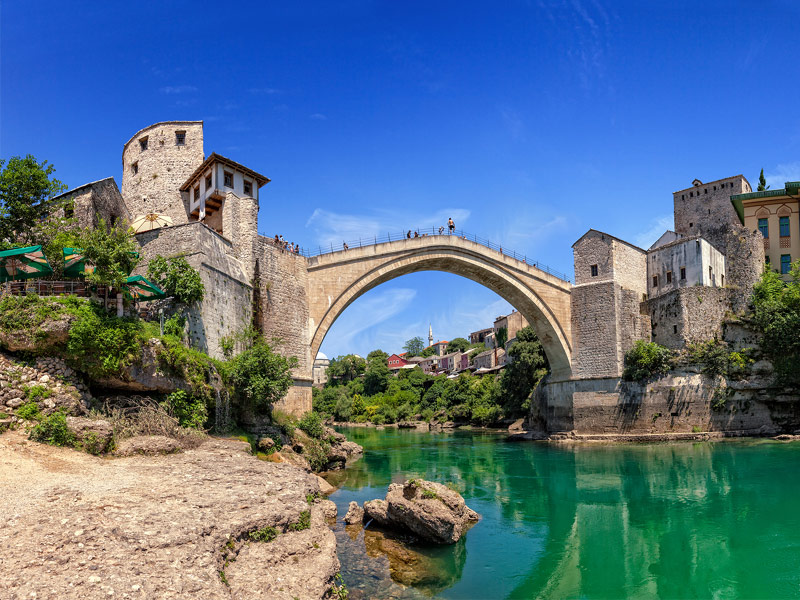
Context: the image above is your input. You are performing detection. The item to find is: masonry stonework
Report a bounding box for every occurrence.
[121,122,204,226]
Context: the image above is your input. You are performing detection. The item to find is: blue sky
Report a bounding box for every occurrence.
[3,1,799,359]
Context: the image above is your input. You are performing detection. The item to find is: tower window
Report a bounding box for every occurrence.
[689,222,694,228]
[224,171,233,188]
[194,187,201,201]
[175,131,186,145]
[243,180,253,196]
[590,264,598,277]
[205,174,212,190]
[680,267,686,280]
[759,218,769,238]
[666,271,672,284]
[139,136,148,151]
[652,275,658,288]
[131,161,138,175]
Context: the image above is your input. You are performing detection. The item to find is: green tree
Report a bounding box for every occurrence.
[78,218,140,289]
[622,340,674,382]
[751,262,800,383]
[364,355,391,396]
[421,346,436,357]
[0,155,67,244]
[366,349,389,363]
[227,337,298,413]
[403,336,425,357]
[499,326,548,414]
[757,168,770,192]
[326,354,366,386]
[446,337,471,353]
[147,255,205,305]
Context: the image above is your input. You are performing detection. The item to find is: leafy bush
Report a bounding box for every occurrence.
[751,263,800,384]
[147,255,205,306]
[622,340,674,382]
[163,314,186,339]
[227,339,297,413]
[304,439,331,471]
[164,389,208,429]
[25,384,51,402]
[66,302,143,378]
[271,409,297,437]
[16,401,42,421]
[30,412,76,446]
[288,510,311,531]
[687,340,754,379]
[298,410,325,440]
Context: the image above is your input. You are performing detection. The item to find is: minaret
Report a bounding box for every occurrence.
[428,323,433,347]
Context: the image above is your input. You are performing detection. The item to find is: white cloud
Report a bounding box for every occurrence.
[765,162,800,190]
[305,207,471,247]
[309,113,327,120]
[633,215,673,249]
[159,85,198,94]
[320,288,417,357]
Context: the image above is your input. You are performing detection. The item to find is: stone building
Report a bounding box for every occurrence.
[312,352,330,387]
[731,180,800,279]
[469,327,493,346]
[493,310,528,345]
[49,178,130,229]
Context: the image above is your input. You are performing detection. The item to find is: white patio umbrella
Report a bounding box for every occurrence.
[130,213,174,233]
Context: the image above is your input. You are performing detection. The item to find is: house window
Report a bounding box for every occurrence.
[131,161,138,175]
[194,187,201,201]
[766,256,770,265]
[175,131,186,145]
[590,264,598,277]
[223,171,233,188]
[689,222,694,228]
[64,201,74,219]
[680,267,686,280]
[779,216,790,237]
[243,180,252,196]
[205,174,212,190]
[781,254,791,274]
[139,136,148,151]
[758,218,769,238]
[709,266,713,284]
[673,325,678,334]
[652,275,658,288]
[666,271,672,284]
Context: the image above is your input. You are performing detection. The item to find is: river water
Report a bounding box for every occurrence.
[325,426,800,599]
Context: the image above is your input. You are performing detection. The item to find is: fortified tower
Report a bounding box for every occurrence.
[121,121,205,226]
[673,175,751,246]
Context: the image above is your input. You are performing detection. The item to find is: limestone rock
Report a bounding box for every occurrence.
[344,501,364,525]
[366,480,480,544]
[317,499,338,521]
[508,418,526,432]
[315,474,335,495]
[257,436,276,451]
[114,435,183,457]
[94,339,189,393]
[66,417,114,454]
[0,314,74,352]
[278,447,312,472]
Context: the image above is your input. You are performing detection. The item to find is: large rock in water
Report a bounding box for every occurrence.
[363,479,480,544]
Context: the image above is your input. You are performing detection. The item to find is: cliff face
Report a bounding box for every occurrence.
[0,430,340,599]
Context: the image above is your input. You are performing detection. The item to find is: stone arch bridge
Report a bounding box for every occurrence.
[272,235,573,412]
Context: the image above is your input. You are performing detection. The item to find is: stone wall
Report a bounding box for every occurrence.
[723,224,765,313]
[221,191,259,280]
[571,281,619,378]
[534,369,799,435]
[645,287,730,350]
[50,178,130,230]
[134,222,252,357]
[647,236,726,296]
[121,121,204,226]
[673,175,751,241]
[253,236,312,414]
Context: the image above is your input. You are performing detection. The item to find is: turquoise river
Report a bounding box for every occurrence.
[324,427,800,599]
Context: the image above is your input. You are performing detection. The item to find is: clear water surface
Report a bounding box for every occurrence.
[325,426,800,600]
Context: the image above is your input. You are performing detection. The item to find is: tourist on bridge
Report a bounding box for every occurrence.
[439,226,444,234]
[407,230,412,239]
[448,217,455,233]
[413,230,419,238]
[343,241,349,251]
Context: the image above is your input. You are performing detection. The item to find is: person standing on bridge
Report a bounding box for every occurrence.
[448,217,455,234]
[439,226,444,234]
[407,230,412,239]
[343,241,349,251]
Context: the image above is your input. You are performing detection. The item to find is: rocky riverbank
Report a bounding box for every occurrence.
[0,429,343,599]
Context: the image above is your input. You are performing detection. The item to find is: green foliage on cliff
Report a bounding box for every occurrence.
[622,340,674,382]
[30,412,76,446]
[227,338,297,413]
[298,410,325,439]
[498,327,549,413]
[751,262,800,384]
[78,218,141,289]
[686,339,754,379]
[163,390,208,429]
[147,255,205,305]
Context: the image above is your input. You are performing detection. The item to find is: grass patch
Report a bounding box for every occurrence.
[248,526,279,543]
[288,510,310,532]
[16,401,42,421]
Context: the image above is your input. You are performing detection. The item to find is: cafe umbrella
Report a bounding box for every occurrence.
[0,245,53,282]
[124,275,166,301]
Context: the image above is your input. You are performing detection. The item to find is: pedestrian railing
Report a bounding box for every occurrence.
[260,227,572,283]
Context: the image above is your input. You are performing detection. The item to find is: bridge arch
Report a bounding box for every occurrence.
[305,237,573,379]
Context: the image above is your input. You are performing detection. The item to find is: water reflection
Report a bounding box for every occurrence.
[329,428,800,599]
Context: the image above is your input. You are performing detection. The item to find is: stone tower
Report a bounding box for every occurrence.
[428,323,433,347]
[121,121,205,226]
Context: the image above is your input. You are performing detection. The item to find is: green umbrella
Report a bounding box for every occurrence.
[124,275,166,301]
[0,245,53,283]
[63,247,95,277]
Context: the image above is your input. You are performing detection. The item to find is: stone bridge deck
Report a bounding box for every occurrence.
[304,235,574,379]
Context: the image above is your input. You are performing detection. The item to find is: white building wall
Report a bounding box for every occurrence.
[647,237,726,298]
